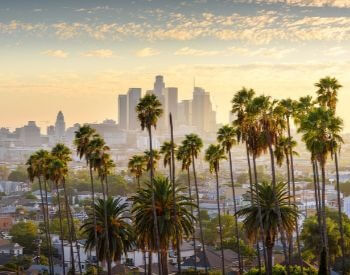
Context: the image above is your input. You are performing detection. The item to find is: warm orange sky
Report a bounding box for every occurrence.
[1,0,350,131]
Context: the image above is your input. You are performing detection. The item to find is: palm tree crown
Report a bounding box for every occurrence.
[136,94,163,131]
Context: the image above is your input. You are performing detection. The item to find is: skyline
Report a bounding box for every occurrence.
[1,0,350,130]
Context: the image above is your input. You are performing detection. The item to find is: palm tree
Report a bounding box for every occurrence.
[176,144,197,271]
[26,151,54,275]
[51,143,81,274]
[128,155,147,189]
[81,197,134,268]
[183,133,208,273]
[217,124,243,273]
[132,176,195,275]
[205,144,227,275]
[232,87,264,271]
[236,182,299,275]
[315,76,345,273]
[144,149,161,171]
[74,125,101,272]
[160,141,175,179]
[47,156,67,275]
[136,94,163,275]
[315,76,342,112]
[248,95,291,274]
[298,107,343,274]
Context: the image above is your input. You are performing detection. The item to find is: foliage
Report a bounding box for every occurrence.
[244,264,317,275]
[49,218,83,240]
[4,255,33,271]
[8,166,28,182]
[10,221,38,254]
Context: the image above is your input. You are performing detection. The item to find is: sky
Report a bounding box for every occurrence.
[1,0,350,131]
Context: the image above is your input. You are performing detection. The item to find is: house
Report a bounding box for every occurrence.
[0,239,23,255]
[0,216,14,232]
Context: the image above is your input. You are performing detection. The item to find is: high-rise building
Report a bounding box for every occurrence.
[118,94,127,129]
[127,88,141,131]
[192,87,216,133]
[152,75,167,130]
[19,121,41,147]
[55,111,66,142]
[165,87,178,123]
[153,75,165,98]
[178,100,192,126]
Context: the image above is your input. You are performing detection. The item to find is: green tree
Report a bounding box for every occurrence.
[10,221,38,254]
[132,176,195,275]
[237,182,298,275]
[8,166,28,182]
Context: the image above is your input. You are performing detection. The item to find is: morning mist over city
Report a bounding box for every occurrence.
[1,1,350,275]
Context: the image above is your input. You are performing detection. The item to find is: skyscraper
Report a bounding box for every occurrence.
[153,75,165,98]
[19,121,41,147]
[153,75,167,130]
[118,94,127,129]
[55,111,66,142]
[178,99,192,126]
[127,88,141,131]
[192,87,216,133]
[165,87,178,123]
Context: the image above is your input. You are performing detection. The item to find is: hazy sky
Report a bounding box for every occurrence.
[1,0,350,131]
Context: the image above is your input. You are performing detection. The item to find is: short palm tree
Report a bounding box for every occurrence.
[205,144,227,275]
[315,76,342,112]
[144,149,160,171]
[128,155,147,189]
[236,182,298,275]
[132,176,195,275]
[217,124,243,273]
[183,133,208,273]
[136,94,163,275]
[81,197,134,266]
[160,141,176,179]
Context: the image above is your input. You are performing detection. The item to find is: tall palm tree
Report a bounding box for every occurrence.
[315,76,345,273]
[298,107,343,274]
[237,182,299,275]
[128,155,147,189]
[205,144,227,275]
[136,94,163,275]
[232,88,264,271]
[26,151,54,275]
[176,144,197,271]
[81,197,134,267]
[132,176,195,275]
[51,144,81,274]
[144,149,160,171]
[217,124,243,273]
[74,125,101,273]
[183,133,208,273]
[47,156,67,274]
[247,95,290,274]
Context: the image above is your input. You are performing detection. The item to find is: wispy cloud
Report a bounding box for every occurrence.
[227,47,295,58]
[136,47,160,57]
[41,50,68,58]
[253,0,350,8]
[81,49,115,58]
[174,47,221,56]
[324,46,348,56]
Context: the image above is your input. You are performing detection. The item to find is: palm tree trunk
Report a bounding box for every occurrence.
[38,178,53,275]
[169,113,182,274]
[312,161,323,239]
[147,126,162,275]
[215,169,225,275]
[144,250,147,274]
[55,184,66,275]
[62,178,75,274]
[245,143,262,272]
[266,240,273,275]
[101,178,112,275]
[267,142,290,275]
[191,152,208,274]
[334,152,346,274]
[320,162,330,275]
[285,155,293,264]
[228,151,242,274]
[287,116,302,271]
[252,153,267,269]
[43,180,54,275]
[89,165,100,274]
[161,250,169,275]
[148,251,152,275]
[186,168,197,272]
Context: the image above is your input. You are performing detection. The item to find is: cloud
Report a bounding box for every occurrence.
[227,47,295,58]
[81,49,115,58]
[174,47,221,56]
[324,46,348,56]
[135,47,160,57]
[41,50,68,58]
[253,0,350,8]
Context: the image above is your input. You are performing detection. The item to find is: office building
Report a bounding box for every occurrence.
[165,87,178,123]
[18,121,41,147]
[192,87,216,133]
[178,100,192,126]
[127,88,141,131]
[118,94,127,130]
[55,111,66,142]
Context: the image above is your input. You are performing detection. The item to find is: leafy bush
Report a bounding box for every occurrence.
[244,264,317,275]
